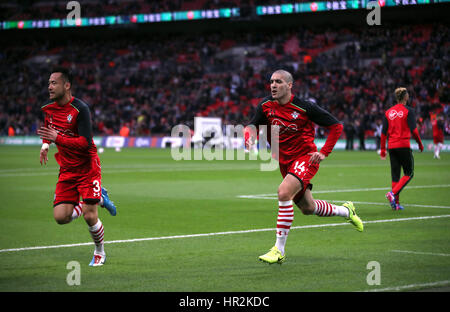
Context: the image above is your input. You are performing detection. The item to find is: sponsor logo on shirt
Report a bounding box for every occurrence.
[388,110,404,120]
[272,118,298,134]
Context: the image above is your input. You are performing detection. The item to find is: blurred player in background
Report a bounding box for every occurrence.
[245,69,363,264]
[380,87,424,211]
[431,113,444,159]
[37,67,117,266]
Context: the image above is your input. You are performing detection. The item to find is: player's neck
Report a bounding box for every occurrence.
[56,93,73,106]
[276,93,293,105]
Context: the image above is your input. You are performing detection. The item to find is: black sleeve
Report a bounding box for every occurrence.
[406,106,417,132]
[247,101,268,127]
[382,115,389,135]
[304,100,340,127]
[76,103,93,147]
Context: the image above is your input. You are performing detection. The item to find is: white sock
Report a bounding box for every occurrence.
[88,219,105,255]
[437,143,443,156]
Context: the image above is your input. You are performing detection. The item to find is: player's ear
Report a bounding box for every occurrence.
[64,81,71,91]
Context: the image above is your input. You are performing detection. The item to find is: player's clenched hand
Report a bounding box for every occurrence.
[37,126,58,142]
[380,149,386,160]
[308,152,325,164]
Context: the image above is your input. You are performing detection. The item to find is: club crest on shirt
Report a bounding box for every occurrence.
[291,111,299,119]
[67,114,73,123]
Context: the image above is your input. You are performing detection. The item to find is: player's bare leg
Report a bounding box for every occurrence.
[53,203,82,224]
[83,202,106,266]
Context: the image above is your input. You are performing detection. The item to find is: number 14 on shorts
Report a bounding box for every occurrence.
[293,161,306,175]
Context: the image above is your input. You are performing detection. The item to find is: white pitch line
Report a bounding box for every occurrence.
[237,184,450,199]
[362,280,450,292]
[242,197,450,209]
[237,184,450,201]
[391,250,450,257]
[1,214,449,254]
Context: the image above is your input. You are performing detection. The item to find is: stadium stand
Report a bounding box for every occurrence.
[0,2,448,140]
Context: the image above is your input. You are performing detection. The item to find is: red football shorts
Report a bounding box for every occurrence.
[279,154,320,199]
[433,134,444,144]
[53,158,102,207]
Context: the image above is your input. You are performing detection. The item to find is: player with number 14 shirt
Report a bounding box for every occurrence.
[245,70,364,265]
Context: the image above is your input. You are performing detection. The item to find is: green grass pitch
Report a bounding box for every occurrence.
[0,146,449,292]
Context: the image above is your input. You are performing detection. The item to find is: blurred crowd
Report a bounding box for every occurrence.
[0,20,448,141]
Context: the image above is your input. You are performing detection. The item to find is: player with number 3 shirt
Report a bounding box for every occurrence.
[38,67,117,266]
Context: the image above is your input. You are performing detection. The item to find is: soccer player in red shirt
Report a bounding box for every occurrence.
[37,67,117,266]
[245,70,363,264]
[431,113,444,159]
[380,87,424,210]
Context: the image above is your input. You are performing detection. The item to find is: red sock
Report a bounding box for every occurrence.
[392,176,411,195]
[391,181,398,192]
[391,182,399,204]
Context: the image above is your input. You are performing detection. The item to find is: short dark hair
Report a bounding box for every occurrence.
[51,67,73,86]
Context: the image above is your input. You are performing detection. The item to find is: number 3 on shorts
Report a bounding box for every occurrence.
[93,180,101,193]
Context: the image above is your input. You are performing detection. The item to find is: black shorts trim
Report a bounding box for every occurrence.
[287,172,313,191]
[53,201,77,208]
[83,198,101,205]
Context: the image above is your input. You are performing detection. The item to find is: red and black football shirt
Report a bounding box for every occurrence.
[248,95,343,165]
[41,97,98,171]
